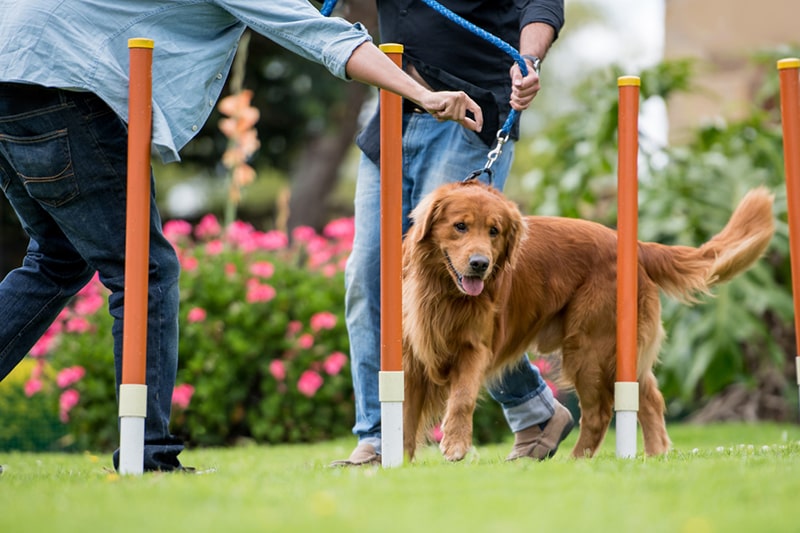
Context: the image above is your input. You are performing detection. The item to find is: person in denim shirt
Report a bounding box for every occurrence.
[0,0,482,472]
[335,0,574,466]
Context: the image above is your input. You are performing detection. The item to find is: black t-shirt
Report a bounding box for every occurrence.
[357,0,564,163]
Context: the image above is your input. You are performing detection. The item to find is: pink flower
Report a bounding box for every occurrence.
[195,214,222,240]
[292,226,317,244]
[65,317,91,333]
[30,330,57,358]
[56,366,86,388]
[225,263,238,277]
[180,255,199,272]
[255,230,288,251]
[323,217,355,241]
[73,292,104,316]
[286,321,303,337]
[310,311,337,332]
[225,220,256,246]
[187,307,207,323]
[163,219,193,242]
[323,352,348,375]
[24,377,42,397]
[269,360,286,381]
[430,424,443,443]
[246,279,276,303]
[59,389,80,423]
[249,261,275,279]
[297,370,323,397]
[531,358,553,375]
[305,235,328,255]
[322,264,337,278]
[205,240,225,255]
[172,383,195,409]
[297,333,314,350]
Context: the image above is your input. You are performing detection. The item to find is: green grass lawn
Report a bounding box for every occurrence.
[2,422,799,532]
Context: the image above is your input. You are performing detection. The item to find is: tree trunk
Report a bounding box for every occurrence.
[287,0,378,233]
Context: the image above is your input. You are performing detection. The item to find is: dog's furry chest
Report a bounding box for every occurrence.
[404,285,496,374]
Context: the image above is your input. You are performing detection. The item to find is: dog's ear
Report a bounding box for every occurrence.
[498,199,527,269]
[408,190,445,244]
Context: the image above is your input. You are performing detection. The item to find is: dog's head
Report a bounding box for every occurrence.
[407,180,526,296]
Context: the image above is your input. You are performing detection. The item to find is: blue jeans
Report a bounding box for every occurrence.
[0,83,184,471]
[345,112,555,453]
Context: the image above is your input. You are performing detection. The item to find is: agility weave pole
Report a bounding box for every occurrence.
[378,44,405,468]
[777,58,800,413]
[118,38,154,475]
[615,76,641,459]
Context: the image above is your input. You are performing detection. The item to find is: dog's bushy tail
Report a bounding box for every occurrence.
[639,187,775,303]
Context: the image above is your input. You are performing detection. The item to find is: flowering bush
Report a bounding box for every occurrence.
[20,215,357,450]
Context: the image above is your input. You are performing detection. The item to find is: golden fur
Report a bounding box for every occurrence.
[402,180,775,461]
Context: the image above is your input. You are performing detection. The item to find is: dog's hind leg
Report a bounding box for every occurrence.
[638,370,671,455]
[569,363,615,458]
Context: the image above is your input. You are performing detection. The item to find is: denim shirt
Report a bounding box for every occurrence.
[0,1,372,163]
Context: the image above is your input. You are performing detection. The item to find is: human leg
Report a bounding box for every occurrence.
[0,85,184,470]
[340,153,383,463]
[488,356,574,460]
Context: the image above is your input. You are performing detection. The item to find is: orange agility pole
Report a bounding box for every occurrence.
[777,58,800,411]
[379,43,404,468]
[118,38,154,475]
[615,76,640,458]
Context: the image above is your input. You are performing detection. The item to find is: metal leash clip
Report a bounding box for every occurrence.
[462,129,510,185]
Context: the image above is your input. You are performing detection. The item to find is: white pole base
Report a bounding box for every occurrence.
[118,383,148,475]
[381,401,403,468]
[615,410,637,458]
[118,416,145,475]
[379,371,404,468]
[615,381,639,459]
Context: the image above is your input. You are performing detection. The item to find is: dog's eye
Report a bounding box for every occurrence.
[454,222,467,233]
[489,226,499,237]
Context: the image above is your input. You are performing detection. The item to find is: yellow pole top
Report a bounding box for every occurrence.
[379,43,404,54]
[618,76,641,87]
[128,38,154,49]
[778,58,800,70]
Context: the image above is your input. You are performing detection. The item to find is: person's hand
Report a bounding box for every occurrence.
[417,91,483,132]
[509,58,541,111]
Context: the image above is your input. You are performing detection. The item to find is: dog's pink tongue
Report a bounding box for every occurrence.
[462,276,484,296]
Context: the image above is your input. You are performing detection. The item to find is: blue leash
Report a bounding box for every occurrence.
[320,0,336,16]
[320,0,528,182]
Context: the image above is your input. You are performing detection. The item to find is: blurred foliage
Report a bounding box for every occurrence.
[0,360,66,451]
[179,30,350,174]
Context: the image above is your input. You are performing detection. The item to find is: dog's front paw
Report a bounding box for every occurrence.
[439,434,471,462]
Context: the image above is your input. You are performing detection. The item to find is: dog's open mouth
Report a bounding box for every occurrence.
[444,252,485,296]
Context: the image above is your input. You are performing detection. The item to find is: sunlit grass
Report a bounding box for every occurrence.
[2,422,798,532]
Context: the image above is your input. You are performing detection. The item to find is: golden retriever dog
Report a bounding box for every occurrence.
[402,180,774,461]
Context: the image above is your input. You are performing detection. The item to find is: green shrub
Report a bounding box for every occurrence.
[10,216,358,451]
[0,360,66,451]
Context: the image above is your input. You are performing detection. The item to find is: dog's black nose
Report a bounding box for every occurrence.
[469,254,490,274]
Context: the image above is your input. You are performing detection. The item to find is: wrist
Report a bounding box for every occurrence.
[521,55,541,75]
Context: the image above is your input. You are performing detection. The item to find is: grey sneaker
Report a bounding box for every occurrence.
[506,400,575,461]
[329,442,381,467]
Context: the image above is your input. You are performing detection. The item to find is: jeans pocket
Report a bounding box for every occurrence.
[0,128,79,207]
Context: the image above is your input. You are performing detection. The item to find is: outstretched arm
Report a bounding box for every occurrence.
[345,41,483,132]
